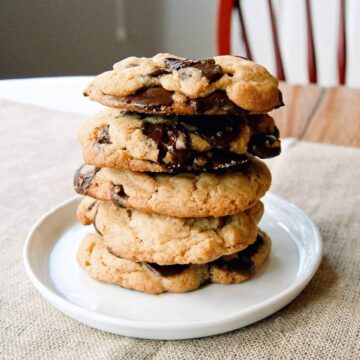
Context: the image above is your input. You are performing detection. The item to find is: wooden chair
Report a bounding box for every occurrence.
[217,0,347,84]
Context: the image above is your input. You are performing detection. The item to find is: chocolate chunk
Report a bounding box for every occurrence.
[196,151,248,172]
[273,126,280,138]
[248,134,281,159]
[111,184,129,208]
[141,121,190,164]
[145,262,189,277]
[74,165,100,194]
[124,87,174,110]
[148,68,171,77]
[182,115,240,147]
[186,91,244,115]
[165,151,248,173]
[97,125,112,144]
[141,117,249,172]
[241,232,264,257]
[117,89,245,115]
[274,90,285,108]
[213,232,264,275]
[164,58,223,83]
[215,254,255,274]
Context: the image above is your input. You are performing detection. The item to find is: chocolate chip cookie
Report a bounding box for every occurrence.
[79,109,280,172]
[77,197,264,265]
[84,53,283,115]
[74,157,271,218]
[77,230,271,294]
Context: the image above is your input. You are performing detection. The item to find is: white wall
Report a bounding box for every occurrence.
[0,0,217,78]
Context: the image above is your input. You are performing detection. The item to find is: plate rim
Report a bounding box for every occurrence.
[23,193,322,334]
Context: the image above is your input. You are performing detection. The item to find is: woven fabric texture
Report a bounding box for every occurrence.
[0,100,359,360]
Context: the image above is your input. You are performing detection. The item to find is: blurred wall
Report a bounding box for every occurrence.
[0,0,216,78]
[1,0,359,87]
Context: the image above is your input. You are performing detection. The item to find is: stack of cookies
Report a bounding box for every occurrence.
[74,53,282,294]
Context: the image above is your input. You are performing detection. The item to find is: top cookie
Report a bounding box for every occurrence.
[84,53,283,115]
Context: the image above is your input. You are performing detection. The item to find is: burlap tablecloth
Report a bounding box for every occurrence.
[0,99,359,360]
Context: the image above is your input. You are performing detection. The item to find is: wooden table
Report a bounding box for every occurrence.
[271,83,360,147]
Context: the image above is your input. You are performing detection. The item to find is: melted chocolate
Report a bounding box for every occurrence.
[97,125,112,144]
[148,68,171,77]
[117,87,244,115]
[164,58,223,83]
[143,232,265,278]
[182,115,240,147]
[145,263,189,277]
[141,121,190,164]
[273,125,280,138]
[74,165,100,194]
[248,134,281,159]
[213,233,264,275]
[111,184,129,208]
[186,91,244,115]
[275,90,284,108]
[141,115,253,172]
[125,87,174,110]
[191,151,248,172]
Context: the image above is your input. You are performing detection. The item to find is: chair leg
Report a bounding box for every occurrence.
[337,0,346,85]
[217,0,235,55]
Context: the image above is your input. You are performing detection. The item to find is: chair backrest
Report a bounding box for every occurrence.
[217,0,347,85]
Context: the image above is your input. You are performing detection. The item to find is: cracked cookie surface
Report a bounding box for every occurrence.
[84,53,283,115]
[77,197,264,265]
[74,157,271,218]
[78,109,280,172]
[77,231,271,294]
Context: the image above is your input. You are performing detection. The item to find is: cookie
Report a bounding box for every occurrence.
[78,109,280,173]
[84,53,283,115]
[74,158,271,218]
[77,197,264,265]
[77,230,271,294]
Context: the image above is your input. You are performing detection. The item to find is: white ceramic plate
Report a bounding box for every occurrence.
[23,193,322,340]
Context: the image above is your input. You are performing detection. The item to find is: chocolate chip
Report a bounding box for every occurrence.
[214,255,255,275]
[74,165,100,194]
[241,232,264,257]
[274,90,285,108]
[164,151,249,173]
[164,58,223,83]
[212,232,264,275]
[197,151,248,172]
[125,87,174,110]
[183,115,241,147]
[110,184,129,208]
[273,126,280,138]
[145,263,189,277]
[117,88,245,115]
[141,121,190,164]
[186,91,244,115]
[148,68,171,77]
[97,125,112,144]
[248,134,281,159]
